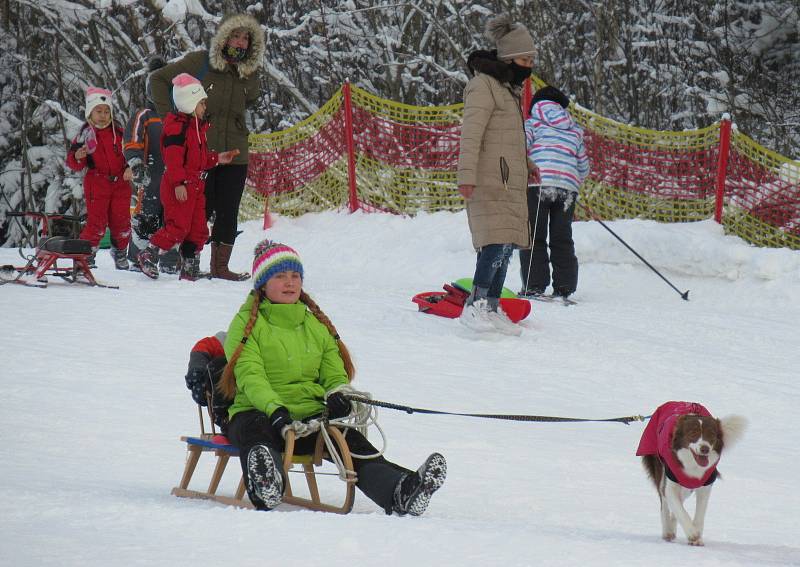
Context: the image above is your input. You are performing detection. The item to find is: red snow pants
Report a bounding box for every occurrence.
[79,171,132,249]
[149,179,209,253]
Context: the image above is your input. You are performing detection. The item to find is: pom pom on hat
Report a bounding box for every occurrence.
[485,14,535,60]
[172,73,208,114]
[85,87,113,120]
[252,240,304,290]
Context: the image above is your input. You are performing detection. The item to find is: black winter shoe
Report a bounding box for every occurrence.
[393,453,447,516]
[110,247,129,270]
[137,246,159,279]
[87,249,97,269]
[246,445,284,510]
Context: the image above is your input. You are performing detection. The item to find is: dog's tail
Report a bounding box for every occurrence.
[720,415,748,449]
[641,454,663,493]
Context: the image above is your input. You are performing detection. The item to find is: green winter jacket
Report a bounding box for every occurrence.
[149,14,264,165]
[223,294,349,421]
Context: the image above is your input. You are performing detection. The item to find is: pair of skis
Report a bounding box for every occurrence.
[519,292,577,306]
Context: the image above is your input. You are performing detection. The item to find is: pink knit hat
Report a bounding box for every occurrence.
[84,87,112,120]
[172,73,208,114]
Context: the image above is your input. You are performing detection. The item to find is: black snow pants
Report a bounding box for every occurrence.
[519,185,579,295]
[204,163,248,245]
[227,409,411,513]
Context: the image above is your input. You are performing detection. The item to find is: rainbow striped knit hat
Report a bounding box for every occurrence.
[252,240,304,290]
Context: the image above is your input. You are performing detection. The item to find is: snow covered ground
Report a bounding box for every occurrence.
[1,211,799,566]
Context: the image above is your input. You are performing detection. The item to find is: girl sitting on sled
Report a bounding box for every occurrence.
[218,240,447,514]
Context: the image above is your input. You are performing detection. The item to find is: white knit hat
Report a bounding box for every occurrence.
[172,73,207,114]
[84,87,112,120]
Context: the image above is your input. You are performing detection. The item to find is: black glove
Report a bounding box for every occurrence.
[185,368,208,406]
[270,407,292,437]
[326,392,352,419]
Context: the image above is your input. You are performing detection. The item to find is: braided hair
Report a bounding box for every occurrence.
[217,289,355,400]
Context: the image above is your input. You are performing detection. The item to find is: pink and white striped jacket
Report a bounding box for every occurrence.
[525,101,590,193]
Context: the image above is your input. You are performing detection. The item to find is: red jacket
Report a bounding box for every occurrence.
[67,123,127,177]
[636,401,717,489]
[160,112,219,190]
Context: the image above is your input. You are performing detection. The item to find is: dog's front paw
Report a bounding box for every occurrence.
[687,535,705,546]
[662,532,676,542]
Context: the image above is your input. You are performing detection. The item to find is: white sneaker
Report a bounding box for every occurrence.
[459,299,495,332]
[486,308,522,336]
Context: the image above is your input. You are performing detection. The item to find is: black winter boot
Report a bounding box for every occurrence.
[179,256,210,281]
[110,247,129,270]
[246,445,285,510]
[392,453,447,516]
[87,247,98,269]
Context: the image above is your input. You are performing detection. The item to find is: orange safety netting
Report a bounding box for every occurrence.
[244,80,800,250]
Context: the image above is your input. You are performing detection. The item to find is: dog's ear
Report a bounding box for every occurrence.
[719,415,748,450]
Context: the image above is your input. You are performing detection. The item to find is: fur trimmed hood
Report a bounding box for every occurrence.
[209,13,265,79]
[467,50,514,85]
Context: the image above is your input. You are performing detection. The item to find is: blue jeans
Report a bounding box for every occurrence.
[469,243,514,304]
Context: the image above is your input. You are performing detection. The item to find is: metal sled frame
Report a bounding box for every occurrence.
[171,406,357,514]
[0,212,114,288]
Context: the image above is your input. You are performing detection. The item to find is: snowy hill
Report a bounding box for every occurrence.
[1,211,799,566]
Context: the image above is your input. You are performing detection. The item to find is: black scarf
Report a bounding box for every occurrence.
[508,62,532,86]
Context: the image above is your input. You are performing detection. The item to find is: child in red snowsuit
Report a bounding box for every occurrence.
[137,73,238,281]
[66,87,133,269]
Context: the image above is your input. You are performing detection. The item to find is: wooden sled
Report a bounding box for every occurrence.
[171,406,357,514]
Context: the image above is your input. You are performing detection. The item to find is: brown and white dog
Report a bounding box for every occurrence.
[636,401,747,546]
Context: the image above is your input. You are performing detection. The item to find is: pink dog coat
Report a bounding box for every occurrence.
[636,401,718,489]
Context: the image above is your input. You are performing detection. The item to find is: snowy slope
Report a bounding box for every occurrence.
[1,211,799,566]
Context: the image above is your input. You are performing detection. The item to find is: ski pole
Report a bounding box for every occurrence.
[578,201,689,301]
[523,185,543,293]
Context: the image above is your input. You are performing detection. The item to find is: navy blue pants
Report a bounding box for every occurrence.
[470,243,514,302]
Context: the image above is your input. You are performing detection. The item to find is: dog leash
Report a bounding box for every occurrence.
[345,395,650,425]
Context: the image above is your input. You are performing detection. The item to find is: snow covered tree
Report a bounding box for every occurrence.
[0,0,798,246]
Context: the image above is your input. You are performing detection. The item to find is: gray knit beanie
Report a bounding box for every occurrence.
[485,14,535,61]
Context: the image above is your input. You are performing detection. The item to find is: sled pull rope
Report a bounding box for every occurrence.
[345,395,649,425]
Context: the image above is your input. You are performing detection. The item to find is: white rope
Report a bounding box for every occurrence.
[281,385,387,482]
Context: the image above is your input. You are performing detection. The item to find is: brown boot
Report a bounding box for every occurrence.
[212,242,250,281]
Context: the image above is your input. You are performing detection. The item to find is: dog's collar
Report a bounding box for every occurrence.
[662,457,718,487]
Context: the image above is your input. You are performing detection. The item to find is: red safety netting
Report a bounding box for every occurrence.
[244,81,800,249]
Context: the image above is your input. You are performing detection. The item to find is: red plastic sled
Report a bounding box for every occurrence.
[412,283,531,323]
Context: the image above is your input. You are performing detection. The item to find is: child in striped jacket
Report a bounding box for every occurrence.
[519,86,590,300]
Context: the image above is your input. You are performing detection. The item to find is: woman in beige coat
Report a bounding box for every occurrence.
[456,15,534,334]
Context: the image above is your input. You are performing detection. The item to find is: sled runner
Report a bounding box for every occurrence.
[412,279,531,323]
[0,212,117,289]
[171,405,357,514]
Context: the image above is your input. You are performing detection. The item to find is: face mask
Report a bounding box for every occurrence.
[223,44,247,63]
[508,62,532,86]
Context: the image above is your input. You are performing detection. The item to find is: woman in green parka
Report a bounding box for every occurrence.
[218,240,447,514]
[150,13,263,281]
